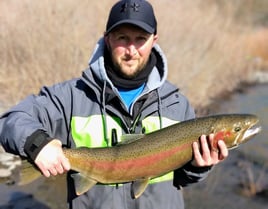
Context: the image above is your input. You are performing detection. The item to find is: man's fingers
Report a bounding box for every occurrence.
[41,168,51,178]
[54,163,64,175]
[192,141,201,158]
[192,141,205,167]
[217,140,228,160]
[56,156,70,174]
[37,162,52,177]
[191,134,229,167]
[47,157,70,176]
[49,167,58,176]
[200,135,212,161]
[62,156,71,171]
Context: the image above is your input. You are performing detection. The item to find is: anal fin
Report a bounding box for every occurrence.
[71,173,97,195]
[131,178,150,199]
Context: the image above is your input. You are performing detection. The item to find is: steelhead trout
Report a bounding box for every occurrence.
[18,114,261,198]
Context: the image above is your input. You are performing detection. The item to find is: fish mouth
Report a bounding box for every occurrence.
[233,116,262,147]
[243,124,262,142]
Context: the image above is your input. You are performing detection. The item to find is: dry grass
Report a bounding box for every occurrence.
[0,0,267,112]
[0,0,112,107]
[247,28,268,68]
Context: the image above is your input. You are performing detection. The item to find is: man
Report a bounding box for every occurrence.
[0,0,228,208]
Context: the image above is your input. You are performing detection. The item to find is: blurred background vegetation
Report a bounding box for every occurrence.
[0,1,268,208]
[0,0,268,113]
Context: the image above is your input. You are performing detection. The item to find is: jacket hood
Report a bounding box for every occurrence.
[83,37,168,93]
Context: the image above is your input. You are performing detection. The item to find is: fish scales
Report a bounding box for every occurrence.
[63,114,259,183]
[11,114,261,198]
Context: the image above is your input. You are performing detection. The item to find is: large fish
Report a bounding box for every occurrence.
[16,114,261,198]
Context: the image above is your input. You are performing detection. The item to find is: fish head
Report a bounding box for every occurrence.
[211,114,261,149]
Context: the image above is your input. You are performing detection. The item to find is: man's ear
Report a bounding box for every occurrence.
[104,35,110,50]
[153,34,158,44]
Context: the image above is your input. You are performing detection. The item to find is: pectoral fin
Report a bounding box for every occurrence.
[131,178,150,199]
[71,173,97,195]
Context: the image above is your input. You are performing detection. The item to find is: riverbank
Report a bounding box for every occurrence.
[194,70,268,116]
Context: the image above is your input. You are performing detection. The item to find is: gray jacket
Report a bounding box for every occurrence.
[0,38,211,209]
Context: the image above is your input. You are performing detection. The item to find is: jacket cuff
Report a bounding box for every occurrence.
[173,162,212,189]
[24,130,52,161]
[183,161,212,173]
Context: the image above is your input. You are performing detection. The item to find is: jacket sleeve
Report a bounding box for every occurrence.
[173,162,212,188]
[0,83,72,158]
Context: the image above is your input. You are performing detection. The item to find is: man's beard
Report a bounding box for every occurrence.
[112,59,147,79]
[104,46,157,89]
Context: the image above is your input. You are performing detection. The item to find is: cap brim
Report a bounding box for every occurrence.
[106,19,155,34]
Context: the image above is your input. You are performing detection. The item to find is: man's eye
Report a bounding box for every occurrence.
[118,36,126,40]
[137,37,147,41]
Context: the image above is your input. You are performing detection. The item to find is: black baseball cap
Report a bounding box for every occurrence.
[105,0,157,35]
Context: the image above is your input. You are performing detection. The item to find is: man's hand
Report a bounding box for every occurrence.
[191,134,228,167]
[34,139,71,177]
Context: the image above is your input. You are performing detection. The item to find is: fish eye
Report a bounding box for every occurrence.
[234,127,241,132]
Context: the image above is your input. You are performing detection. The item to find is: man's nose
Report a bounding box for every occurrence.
[126,44,137,56]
